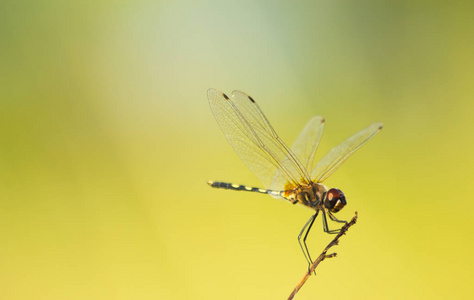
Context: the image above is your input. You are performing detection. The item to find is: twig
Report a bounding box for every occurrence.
[287,212,358,300]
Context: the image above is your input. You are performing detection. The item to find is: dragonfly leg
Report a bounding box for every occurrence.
[322,209,341,234]
[298,211,319,274]
[327,211,348,224]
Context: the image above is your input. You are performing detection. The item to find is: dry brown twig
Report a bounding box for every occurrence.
[287,212,359,300]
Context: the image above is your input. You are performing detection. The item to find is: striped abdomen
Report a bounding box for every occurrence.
[207,181,284,198]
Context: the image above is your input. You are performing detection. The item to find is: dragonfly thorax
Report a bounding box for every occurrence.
[285,182,328,209]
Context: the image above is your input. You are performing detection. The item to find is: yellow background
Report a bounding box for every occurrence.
[1,1,473,299]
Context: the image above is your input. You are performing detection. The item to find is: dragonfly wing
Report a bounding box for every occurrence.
[231,90,312,191]
[289,116,325,175]
[208,89,308,192]
[311,122,383,183]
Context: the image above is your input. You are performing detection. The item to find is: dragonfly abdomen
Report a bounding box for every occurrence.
[207,181,283,198]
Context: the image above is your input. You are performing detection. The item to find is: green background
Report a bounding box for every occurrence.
[1,1,473,299]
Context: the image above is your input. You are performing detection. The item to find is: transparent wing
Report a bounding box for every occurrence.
[311,122,383,183]
[231,90,311,191]
[289,116,325,174]
[208,88,310,192]
[269,116,324,190]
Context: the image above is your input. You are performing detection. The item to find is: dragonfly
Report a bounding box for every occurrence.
[207,88,383,268]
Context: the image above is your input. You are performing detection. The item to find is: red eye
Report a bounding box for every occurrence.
[328,189,342,200]
[325,188,346,212]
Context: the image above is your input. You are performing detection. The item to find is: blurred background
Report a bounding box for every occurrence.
[1,0,473,299]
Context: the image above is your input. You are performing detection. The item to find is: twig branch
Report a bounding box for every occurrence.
[287,211,358,300]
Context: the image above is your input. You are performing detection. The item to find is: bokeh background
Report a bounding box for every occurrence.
[1,1,473,299]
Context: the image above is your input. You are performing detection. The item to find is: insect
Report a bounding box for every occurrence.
[207,88,383,268]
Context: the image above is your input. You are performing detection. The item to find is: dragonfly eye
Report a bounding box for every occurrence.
[325,188,346,213]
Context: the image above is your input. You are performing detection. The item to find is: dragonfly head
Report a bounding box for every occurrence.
[324,188,346,213]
